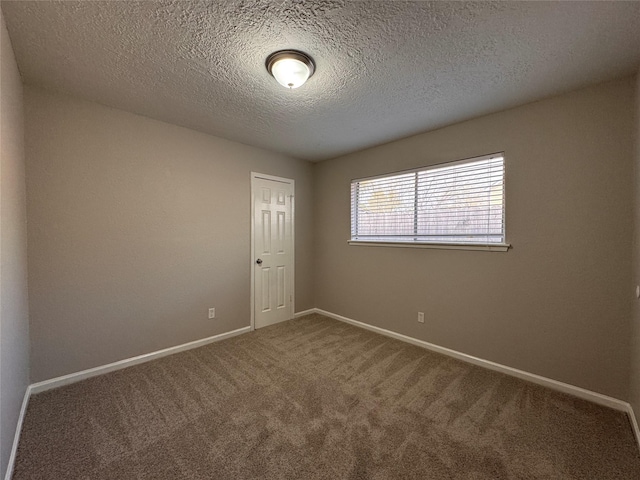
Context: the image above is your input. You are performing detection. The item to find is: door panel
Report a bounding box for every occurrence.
[261,210,271,254]
[261,267,271,313]
[277,266,285,308]
[253,175,294,329]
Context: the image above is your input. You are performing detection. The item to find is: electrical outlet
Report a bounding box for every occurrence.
[208,307,216,319]
[418,312,425,323]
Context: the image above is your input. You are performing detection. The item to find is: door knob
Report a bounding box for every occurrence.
[256,259,263,265]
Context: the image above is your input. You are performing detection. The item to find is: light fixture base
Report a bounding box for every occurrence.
[266,50,315,89]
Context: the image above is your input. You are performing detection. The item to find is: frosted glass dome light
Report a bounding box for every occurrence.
[266,50,315,89]
[271,58,310,89]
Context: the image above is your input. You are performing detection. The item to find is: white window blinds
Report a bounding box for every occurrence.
[350,153,505,245]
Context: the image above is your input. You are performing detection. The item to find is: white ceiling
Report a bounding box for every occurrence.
[2,1,640,161]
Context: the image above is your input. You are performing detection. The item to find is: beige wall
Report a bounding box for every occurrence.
[25,87,314,382]
[0,9,29,479]
[631,71,640,426]
[314,77,635,400]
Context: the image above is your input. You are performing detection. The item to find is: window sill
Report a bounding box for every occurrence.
[347,240,511,252]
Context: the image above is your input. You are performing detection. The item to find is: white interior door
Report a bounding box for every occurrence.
[252,174,294,329]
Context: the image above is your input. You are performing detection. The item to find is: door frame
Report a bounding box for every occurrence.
[250,172,295,331]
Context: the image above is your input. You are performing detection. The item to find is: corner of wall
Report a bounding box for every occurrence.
[0,8,30,480]
[630,67,640,439]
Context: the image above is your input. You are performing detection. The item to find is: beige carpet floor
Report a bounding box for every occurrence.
[13,313,640,479]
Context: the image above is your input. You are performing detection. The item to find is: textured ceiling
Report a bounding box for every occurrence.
[2,1,640,161]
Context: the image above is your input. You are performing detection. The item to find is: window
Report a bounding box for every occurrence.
[350,153,508,251]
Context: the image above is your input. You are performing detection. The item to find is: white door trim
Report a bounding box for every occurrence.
[250,172,295,331]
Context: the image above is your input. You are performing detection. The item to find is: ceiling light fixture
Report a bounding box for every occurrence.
[266,50,315,89]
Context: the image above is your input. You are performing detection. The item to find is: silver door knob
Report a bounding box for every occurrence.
[256,259,263,265]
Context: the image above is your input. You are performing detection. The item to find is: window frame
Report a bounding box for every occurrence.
[348,153,510,252]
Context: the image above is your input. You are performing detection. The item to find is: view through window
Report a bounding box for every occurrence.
[350,153,505,246]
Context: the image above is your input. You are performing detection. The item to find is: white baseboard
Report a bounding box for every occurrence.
[626,404,640,450]
[28,312,312,396]
[8,310,640,477]
[30,326,251,394]
[4,385,31,480]
[313,308,640,452]
[313,308,631,412]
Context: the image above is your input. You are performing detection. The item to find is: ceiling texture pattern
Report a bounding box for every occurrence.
[2,0,640,161]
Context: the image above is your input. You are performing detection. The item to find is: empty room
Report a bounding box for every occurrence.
[2,1,640,478]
